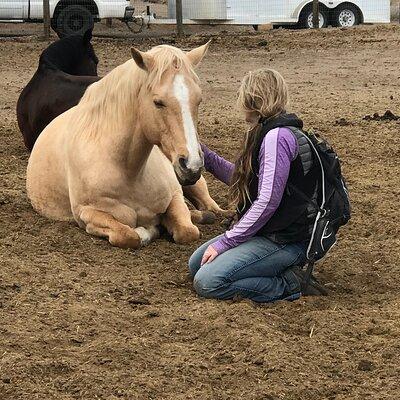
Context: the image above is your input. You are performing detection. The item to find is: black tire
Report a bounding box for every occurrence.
[298,5,328,29]
[331,4,361,28]
[55,5,94,37]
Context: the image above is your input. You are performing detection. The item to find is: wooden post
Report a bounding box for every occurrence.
[312,0,320,29]
[43,0,51,39]
[176,0,184,37]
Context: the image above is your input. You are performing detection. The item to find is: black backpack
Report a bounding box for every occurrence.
[289,128,351,281]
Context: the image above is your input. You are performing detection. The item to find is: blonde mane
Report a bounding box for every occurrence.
[74,45,198,138]
[146,45,199,90]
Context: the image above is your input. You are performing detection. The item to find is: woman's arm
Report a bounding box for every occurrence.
[201,143,235,185]
[211,127,298,255]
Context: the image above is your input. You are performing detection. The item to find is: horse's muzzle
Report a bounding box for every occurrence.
[174,165,202,186]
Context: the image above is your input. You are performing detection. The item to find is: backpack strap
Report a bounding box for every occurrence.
[288,127,314,175]
[288,127,326,211]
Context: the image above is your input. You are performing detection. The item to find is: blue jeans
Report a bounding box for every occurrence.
[188,235,307,303]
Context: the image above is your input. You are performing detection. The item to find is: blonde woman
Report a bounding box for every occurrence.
[189,68,326,302]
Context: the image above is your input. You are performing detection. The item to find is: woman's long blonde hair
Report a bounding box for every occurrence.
[230,68,289,210]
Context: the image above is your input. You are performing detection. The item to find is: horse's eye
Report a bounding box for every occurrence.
[154,100,166,109]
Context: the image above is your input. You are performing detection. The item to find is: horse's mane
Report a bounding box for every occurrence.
[39,35,98,74]
[145,45,198,90]
[76,45,198,136]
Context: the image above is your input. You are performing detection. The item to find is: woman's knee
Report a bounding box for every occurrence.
[188,249,203,278]
[188,236,222,278]
[193,267,225,299]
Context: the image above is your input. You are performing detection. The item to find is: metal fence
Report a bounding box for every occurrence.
[0,0,396,38]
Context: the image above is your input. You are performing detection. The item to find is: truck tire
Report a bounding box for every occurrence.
[332,4,361,28]
[55,5,94,37]
[298,5,328,29]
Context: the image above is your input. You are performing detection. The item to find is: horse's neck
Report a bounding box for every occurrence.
[42,53,74,74]
[85,60,138,122]
[42,39,81,74]
[85,61,152,174]
[125,127,154,175]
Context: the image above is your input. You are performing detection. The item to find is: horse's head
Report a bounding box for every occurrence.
[73,28,98,76]
[131,43,210,186]
[41,28,98,76]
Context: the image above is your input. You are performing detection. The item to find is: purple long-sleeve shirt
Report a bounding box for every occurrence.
[202,127,298,255]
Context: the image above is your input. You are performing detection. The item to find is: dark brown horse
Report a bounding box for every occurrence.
[17,28,100,151]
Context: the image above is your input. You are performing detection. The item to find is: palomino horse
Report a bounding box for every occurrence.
[17,28,99,151]
[27,43,224,249]
[19,33,224,223]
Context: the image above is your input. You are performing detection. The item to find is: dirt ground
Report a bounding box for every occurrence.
[1,24,400,400]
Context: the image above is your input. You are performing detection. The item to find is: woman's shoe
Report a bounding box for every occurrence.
[290,266,328,296]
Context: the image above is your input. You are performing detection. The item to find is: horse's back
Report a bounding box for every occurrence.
[18,67,97,151]
[18,68,61,151]
[26,110,73,221]
[17,70,42,150]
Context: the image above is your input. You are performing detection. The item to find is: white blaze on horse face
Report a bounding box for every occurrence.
[173,74,203,171]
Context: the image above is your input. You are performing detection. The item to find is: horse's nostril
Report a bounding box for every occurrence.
[179,157,188,169]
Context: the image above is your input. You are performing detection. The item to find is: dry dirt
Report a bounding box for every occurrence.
[1,24,400,400]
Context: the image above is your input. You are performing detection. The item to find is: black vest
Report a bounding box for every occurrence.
[238,113,320,244]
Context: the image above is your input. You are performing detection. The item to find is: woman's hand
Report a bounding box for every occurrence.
[201,245,218,266]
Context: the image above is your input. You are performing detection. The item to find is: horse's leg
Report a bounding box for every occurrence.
[162,193,200,244]
[78,206,158,249]
[183,175,234,218]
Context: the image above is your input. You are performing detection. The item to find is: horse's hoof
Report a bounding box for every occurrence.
[174,225,200,244]
[200,211,216,225]
[125,233,142,249]
[109,228,141,249]
[190,210,216,225]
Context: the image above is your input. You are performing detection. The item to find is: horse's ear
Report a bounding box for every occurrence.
[131,47,153,72]
[186,40,211,68]
[83,27,93,43]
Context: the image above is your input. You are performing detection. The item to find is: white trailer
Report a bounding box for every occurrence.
[149,0,390,29]
[0,0,134,35]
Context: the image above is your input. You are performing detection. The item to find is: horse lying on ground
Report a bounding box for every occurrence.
[27,43,227,249]
[17,28,99,151]
[18,33,227,222]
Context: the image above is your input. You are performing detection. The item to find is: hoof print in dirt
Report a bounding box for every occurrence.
[335,117,352,126]
[146,311,160,318]
[128,297,151,306]
[71,337,84,346]
[358,359,375,371]
[363,110,400,121]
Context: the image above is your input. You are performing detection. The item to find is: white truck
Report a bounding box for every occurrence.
[165,0,391,29]
[0,0,134,35]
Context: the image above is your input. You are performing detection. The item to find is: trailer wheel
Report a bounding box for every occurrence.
[332,4,361,28]
[55,5,94,37]
[298,5,328,29]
